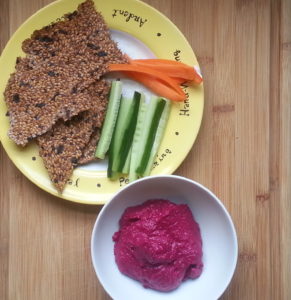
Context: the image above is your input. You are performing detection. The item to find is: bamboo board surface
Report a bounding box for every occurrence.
[0,0,290,299]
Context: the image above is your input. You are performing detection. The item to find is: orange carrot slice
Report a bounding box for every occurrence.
[131,59,203,84]
[133,58,190,67]
[123,71,186,101]
[170,77,189,85]
[108,64,186,101]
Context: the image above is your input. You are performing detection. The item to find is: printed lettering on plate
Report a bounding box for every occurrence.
[179,83,190,116]
[152,148,172,170]
[119,176,129,187]
[66,177,80,188]
[112,9,147,27]
[173,50,190,117]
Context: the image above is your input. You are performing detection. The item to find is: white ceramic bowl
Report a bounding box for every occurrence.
[91,175,238,300]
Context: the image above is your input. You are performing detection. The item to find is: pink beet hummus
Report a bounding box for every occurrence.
[112,199,203,292]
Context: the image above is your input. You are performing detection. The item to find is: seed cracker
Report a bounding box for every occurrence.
[37,80,109,191]
[4,0,126,146]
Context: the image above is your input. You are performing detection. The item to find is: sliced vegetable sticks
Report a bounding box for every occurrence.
[108,64,186,101]
[108,58,203,102]
[135,97,166,175]
[131,59,202,84]
[107,93,141,179]
[123,71,186,102]
[129,97,147,182]
[144,99,171,176]
[95,80,122,159]
[95,80,172,181]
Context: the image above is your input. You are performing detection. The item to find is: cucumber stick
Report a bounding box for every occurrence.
[144,99,171,176]
[107,145,117,179]
[136,97,166,176]
[129,96,147,182]
[122,147,132,174]
[107,92,141,179]
[99,82,170,181]
[117,92,141,172]
[95,80,122,159]
[107,96,131,179]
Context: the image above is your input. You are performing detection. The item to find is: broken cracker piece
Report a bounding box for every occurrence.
[78,129,101,165]
[5,0,127,146]
[37,80,110,192]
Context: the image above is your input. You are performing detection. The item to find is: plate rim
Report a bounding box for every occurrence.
[0,0,204,205]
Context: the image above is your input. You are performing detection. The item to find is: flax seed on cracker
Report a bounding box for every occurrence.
[37,80,110,191]
[4,0,127,146]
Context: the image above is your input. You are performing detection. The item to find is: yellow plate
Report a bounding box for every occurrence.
[0,0,204,204]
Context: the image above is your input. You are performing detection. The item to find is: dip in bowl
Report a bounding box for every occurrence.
[91,175,238,300]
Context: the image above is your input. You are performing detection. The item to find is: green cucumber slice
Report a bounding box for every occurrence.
[107,146,118,180]
[107,92,141,179]
[129,95,147,182]
[144,99,171,176]
[95,80,122,159]
[107,96,131,179]
[136,97,166,176]
[116,92,141,172]
[122,147,132,174]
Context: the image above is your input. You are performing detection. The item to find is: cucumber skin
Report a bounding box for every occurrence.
[144,99,171,176]
[129,95,147,182]
[95,81,122,159]
[122,147,132,174]
[107,92,141,179]
[111,97,132,174]
[107,96,131,179]
[136,98,166,175]
[116,92,141,172]
[102,85,170,181]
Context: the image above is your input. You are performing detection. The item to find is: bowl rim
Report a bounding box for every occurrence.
[91,174,238,299]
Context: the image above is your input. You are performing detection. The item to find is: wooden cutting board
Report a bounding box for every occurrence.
[0,0,290,299]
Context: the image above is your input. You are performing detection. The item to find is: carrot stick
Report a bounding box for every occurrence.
[133,59,190,67]
[131,59,203,84]
[171,77,189,84]
[108,64,186,100]
[123,71,186,101]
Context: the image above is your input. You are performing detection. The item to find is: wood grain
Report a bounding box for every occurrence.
[0,0,290,299]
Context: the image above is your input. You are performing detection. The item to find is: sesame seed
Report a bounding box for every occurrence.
[4,0,127,191]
